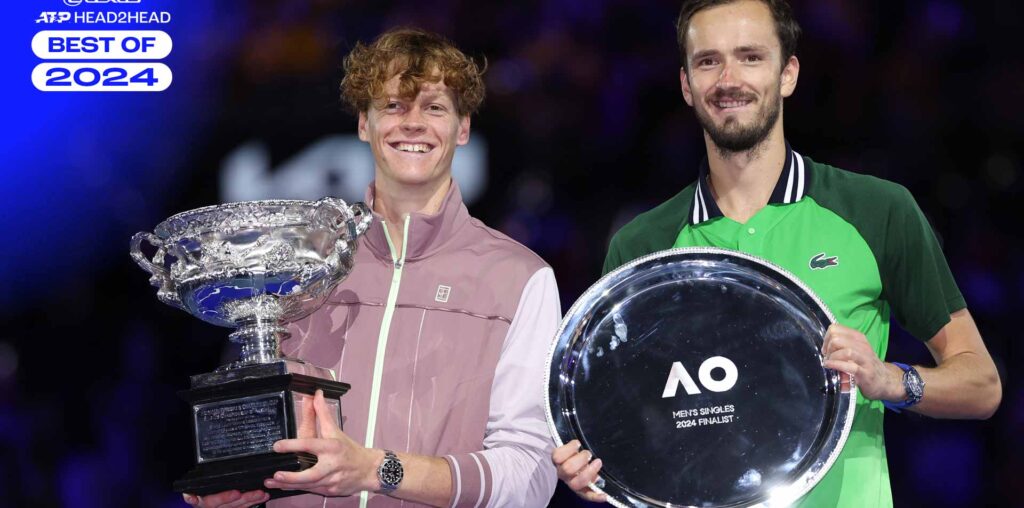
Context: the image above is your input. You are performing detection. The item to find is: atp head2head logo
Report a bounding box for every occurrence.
[64,0,142,6]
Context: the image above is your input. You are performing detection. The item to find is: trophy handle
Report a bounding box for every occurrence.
[311,197,349,230]
[130,232,167,277]
[312,198,374,241]
[131,232,187,311]
[347,202,373,239]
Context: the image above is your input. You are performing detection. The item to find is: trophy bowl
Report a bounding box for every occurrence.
[131,197,372,367]
[130,197,372,498]
[546,247,856,508]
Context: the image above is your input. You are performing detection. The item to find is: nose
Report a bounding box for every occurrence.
[715,59,740,90]
[399,107,427,134]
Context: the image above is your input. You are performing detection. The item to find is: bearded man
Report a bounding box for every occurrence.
[553,1,1001,507]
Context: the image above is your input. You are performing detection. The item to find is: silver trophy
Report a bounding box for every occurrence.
[130,197,372,498]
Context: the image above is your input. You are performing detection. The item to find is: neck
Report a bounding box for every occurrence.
[704,121,787,224]
[371,175,451,258]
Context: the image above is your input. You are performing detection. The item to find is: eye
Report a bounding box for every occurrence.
[697,57,718,68]
[383,101,402,112]
[743,54,763,63]
[426,103,447,113]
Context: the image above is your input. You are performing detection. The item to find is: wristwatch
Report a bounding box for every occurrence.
[377,449,404,494]
[883,362,924,412]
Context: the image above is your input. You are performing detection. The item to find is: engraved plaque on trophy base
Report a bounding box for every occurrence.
[173,361,351,499]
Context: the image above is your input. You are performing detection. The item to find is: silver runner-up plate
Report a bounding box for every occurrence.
[546,248,856,508]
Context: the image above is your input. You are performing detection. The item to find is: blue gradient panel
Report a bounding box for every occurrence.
[0,1,230,310]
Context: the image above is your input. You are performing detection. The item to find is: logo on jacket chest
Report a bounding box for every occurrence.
[435,285,451,303]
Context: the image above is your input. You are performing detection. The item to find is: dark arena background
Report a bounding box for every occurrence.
[0,1,1021,506]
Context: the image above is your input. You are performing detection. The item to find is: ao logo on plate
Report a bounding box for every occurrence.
[661,356,738,397]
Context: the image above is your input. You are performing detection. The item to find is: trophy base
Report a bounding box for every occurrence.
[173,451,316,499]
[174,361,350,499]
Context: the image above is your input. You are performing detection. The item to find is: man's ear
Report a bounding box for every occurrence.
[357,111,369,142]
[456,115,471,146]
[780,55,800,98]
[680,66,694,107]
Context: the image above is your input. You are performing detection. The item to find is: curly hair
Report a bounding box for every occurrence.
[340,28,486,117]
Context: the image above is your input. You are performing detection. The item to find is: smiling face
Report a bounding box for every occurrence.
[358,73,470,190]
[680,0,799,154]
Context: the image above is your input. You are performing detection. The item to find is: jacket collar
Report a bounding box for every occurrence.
[690,143,809,225]
[362,179,470,262]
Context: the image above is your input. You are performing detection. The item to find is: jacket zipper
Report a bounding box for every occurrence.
[361,214,409,507]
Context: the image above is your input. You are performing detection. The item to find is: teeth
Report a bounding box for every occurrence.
[716,100,750,108]
[396,143,430,153]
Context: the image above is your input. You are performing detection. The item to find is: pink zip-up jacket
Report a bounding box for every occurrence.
[271,182,560,508]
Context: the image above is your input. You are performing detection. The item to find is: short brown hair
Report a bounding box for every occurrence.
[676,0,801,71]
[340,28,486,117]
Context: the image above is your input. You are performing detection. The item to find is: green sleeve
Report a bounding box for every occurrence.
[881,186,966,341]
[602,233,625,276]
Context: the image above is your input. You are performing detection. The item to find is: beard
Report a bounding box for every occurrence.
[694,87,781,155]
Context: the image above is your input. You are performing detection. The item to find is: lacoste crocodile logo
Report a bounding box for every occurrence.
[809,253,839,270]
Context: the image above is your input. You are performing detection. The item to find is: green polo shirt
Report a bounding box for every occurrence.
[603,146,965,507]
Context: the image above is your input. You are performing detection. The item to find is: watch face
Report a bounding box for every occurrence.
[546,248,856,508]
[381,459,403,486]
[906,370,925,399]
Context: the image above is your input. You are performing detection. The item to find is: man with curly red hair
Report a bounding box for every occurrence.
[184,28,559,508]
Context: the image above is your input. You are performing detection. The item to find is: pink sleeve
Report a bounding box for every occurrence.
[443,267,561,507]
